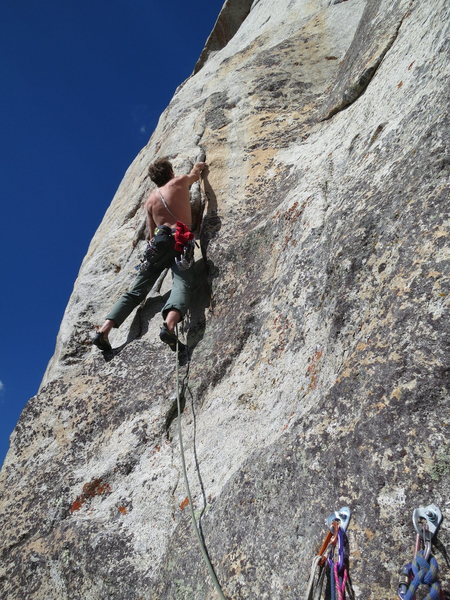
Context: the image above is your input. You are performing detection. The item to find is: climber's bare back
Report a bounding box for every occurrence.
[144,162,206,238]
[145,175,192,235]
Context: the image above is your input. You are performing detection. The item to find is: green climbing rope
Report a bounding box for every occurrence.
[175,325,227,600]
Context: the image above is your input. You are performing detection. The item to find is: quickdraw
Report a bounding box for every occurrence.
[398,504,444,600]
[306,507,352,600]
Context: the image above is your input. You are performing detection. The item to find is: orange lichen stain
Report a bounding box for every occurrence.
[285,200,305,222]
[118,506,128,515]
[306,350,323,391]
[274,199,306,225]
[69,499,84,513]
[69,478,112,514]
[83,478,111,498]
[179,497,190,511]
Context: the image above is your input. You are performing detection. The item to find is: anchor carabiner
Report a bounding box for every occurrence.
[398,504,443,599]
[313,507,352,568]
[412,504,442,560]
[325,506,352,533]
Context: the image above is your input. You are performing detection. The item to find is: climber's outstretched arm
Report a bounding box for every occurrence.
[183,162,207,187]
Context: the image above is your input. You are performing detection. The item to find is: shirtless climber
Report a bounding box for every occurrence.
[93,158,207,353]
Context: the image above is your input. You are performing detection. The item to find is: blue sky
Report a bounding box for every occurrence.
[0,0,225,466]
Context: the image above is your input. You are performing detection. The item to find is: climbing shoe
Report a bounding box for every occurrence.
[92,331,112,353]
[159,323,188,356]
[159,323,179,351]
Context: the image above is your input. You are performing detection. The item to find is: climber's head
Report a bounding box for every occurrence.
[148,158,175,187]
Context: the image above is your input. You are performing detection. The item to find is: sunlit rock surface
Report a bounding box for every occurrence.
[1,0,449,598]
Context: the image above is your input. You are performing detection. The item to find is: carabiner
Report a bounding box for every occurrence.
[412,504,442,560]
[325,506,351,533]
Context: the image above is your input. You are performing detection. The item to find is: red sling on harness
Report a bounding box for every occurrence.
[174,221,194,252]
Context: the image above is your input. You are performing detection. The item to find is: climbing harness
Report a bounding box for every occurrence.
[306,507,352,600]
[398,504,443,600]
[174,325,227,600]
[173,224,195,271]
[137,225,174,272]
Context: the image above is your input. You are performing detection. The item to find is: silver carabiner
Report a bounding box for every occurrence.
[412,504,442,560]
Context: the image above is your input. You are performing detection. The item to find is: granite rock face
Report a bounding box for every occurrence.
[1,0,449,598]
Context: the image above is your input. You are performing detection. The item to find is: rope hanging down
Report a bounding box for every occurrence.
[175,325,227,600]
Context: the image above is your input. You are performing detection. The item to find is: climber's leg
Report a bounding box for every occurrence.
[162,262,195,324]
[93,267,162,352]
[105,268,162,328]
[159,262,196,351]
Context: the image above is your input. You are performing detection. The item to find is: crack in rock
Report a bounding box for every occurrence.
[323,5,412,120]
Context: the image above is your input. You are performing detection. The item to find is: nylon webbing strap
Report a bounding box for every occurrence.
[158,189,178,222]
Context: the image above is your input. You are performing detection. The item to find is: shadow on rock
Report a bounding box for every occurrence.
[102,292,170,362]
[185,258,217,356]
[199,173,222,268]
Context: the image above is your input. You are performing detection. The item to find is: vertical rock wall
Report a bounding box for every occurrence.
[1,0,448,598]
